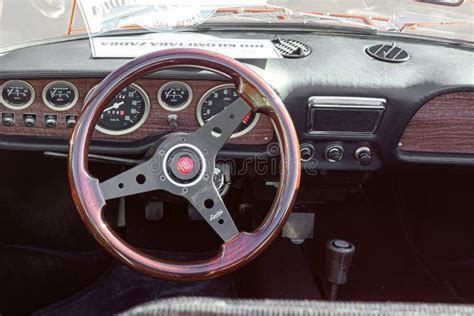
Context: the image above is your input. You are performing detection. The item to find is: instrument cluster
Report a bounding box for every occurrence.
[0,79,261,139]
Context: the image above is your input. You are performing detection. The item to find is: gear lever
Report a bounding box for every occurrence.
[324,239,356,300]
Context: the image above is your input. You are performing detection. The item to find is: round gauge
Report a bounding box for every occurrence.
[197,84,260,138]
[42,81,79,111]
[93,83,151,136]
[0,80,35,110]
[158,81,193,111]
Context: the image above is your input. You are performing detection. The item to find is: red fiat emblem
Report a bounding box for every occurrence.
[176,156,194,175]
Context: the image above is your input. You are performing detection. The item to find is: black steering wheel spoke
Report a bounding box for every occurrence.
[99,159,163,201]
[187,185,239,242]
[189,97,252,157]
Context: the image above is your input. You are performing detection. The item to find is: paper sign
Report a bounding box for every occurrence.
[91,33,282,59]
[78,0,267,34]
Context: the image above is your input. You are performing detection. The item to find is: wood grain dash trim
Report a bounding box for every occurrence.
[399,91,474,154]
[0,79,273,145]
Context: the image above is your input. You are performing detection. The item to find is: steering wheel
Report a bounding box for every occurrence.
[68,48,300,281]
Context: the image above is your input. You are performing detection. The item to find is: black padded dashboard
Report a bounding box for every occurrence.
[1,29,473,171]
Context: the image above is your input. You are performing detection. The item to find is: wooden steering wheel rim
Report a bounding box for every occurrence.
[68,48,301,281]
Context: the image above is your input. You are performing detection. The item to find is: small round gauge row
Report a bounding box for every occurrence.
[0,80,195,113]
[0,80,78,111]
[0,80,260,138]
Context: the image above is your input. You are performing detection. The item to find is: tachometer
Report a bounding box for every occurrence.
[42,81,79,111]
[197,84,260,138]
[0,80,35,110]
[88,83,150,136]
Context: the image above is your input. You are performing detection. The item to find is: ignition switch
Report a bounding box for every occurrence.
[213,162,231,196]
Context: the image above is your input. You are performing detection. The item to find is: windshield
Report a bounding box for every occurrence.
[1,0,473,50]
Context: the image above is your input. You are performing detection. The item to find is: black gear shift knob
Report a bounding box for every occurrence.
[325,239,356,300]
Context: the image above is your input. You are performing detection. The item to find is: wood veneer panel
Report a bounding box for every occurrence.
[0,79,273,145]
[399,91,474,154]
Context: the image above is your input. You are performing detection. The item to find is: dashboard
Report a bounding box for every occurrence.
[0,30,473,171]
[0,78,273,144]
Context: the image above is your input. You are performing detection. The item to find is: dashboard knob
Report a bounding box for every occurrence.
[300,143,315,161]
[355,147,372,166]
[2,114,14,127]
[45,116,57,128]
[66,115,77,128]
[167,114,178,129]
[325,144,344,163]
[23,114,36,127]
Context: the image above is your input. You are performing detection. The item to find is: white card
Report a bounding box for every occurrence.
[91,33,282,59]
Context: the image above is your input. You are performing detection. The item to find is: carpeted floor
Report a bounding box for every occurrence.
[26,239,320,315]
[303,172,474,304]
[33,251,238,316]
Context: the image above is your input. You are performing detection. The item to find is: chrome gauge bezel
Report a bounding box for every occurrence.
[42,80,79,111]
[0,80,36,110]
[157,81,193,112]
[196,83,260,139]
[88,83,151,136]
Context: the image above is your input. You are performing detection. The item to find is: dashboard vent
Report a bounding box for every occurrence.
[366,42,410,63]
[272,37,311,58]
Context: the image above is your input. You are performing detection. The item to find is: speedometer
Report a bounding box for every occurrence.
[88,83,150,136]
[197,84,260,138]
